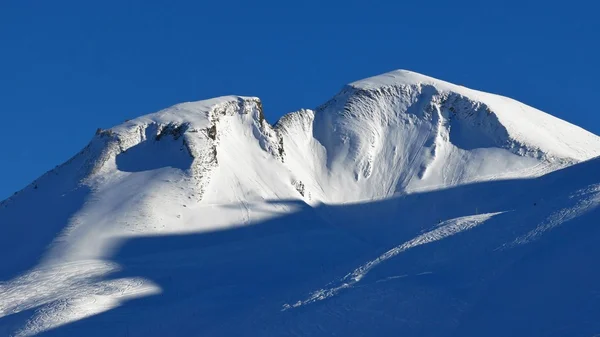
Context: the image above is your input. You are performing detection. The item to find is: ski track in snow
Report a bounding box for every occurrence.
[511,183,600,246]
[283,212,504,310]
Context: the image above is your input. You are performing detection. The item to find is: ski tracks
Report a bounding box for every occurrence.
[510,183,600,246]
[283,212,504,310]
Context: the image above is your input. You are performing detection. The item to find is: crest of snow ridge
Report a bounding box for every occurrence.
[1,96,285,207]
[3,70,600,206]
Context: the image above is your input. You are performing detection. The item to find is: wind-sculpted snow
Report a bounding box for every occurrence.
[0,261,159,337]
[281,73,600,201]
[1,70,600,336]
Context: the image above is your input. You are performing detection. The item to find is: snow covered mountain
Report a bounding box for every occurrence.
[1,70,600,337]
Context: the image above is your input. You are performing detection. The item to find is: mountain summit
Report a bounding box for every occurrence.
[1,70,600,337]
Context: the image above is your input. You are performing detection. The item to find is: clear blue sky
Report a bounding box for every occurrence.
[1,0,599,200]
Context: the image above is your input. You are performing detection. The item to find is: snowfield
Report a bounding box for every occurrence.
[1,70,600,336]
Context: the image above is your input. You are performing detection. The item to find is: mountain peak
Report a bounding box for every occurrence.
[341,69,600,162]
[349,69,458,91]
[111,95,262,133]
[278,69,600,201]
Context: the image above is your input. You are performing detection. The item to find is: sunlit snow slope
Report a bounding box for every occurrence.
[1,70,600,337]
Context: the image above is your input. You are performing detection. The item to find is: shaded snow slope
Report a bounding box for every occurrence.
[1,70,600,337]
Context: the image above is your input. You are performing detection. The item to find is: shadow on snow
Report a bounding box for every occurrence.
[2,158,600,337]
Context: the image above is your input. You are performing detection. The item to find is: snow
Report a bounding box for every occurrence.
[1,69,600,336]
[284,212,505,309]
[277,70,600,201]
[352,69,600,162]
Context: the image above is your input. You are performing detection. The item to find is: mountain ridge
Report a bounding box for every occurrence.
[5,69,599,206]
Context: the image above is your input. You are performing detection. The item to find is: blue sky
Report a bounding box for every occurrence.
[1,0,599,200]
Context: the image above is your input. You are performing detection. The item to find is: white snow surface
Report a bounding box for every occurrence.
[1,69,600,337]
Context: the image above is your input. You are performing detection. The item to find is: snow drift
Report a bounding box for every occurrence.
[1,70,600,337]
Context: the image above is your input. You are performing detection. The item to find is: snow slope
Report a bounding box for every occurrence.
[1,70,600,337]
[279,70,600,201]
